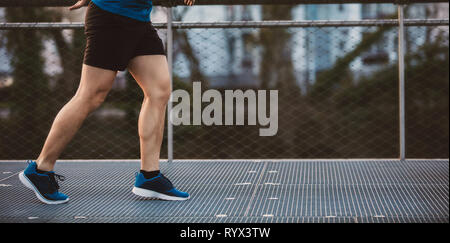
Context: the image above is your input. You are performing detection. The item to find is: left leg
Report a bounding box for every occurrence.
[128,55,189,201]
[127,55,171,172]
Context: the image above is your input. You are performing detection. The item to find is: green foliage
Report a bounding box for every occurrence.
[304,27,449,158]
[2,7,85,159]
[258,5,299,93]
[3,7,52,158]
[1,7,448,159]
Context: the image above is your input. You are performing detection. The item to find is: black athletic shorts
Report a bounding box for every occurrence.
[83,1,166,71]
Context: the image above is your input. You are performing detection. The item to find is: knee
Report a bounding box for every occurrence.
[144,77,171,104]
[90,92,108,110]
[75,89,110,112]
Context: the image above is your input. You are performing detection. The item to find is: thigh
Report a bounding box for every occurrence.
[127,55,170,95]
[75,64,117,98]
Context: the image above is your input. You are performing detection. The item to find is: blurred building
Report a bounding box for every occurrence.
[0,8,10,73]
[172,5,262,88]
[175,3,445,91]
[301,4,362,91]
[0,3,447,92]
[0,5,169,92]
[358,3,429,79]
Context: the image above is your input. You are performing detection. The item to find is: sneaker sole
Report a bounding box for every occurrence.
[132,187,190,201]
[19,171,69,205]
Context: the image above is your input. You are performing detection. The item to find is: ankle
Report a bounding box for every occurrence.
[140,169,160,179]
[140,164,159,172]
[36,158,55,172]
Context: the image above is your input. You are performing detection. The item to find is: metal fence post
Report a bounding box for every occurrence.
[398,4,406,161]
[167,6,174,162]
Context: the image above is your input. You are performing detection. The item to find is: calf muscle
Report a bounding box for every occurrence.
[36,64,116,171]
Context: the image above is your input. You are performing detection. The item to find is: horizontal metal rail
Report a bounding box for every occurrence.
[0,0,448,7]
[0,19,448,30]
[158,19,450,28]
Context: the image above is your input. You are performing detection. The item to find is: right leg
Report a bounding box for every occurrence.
[36,64,117,171]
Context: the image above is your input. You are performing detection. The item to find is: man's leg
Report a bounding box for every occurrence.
[128,55,189,200]
[36,64,117,171]
[127,55,171,172]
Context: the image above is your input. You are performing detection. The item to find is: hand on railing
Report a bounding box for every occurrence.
[184,0,195,6]
[65,0,193,10]
[68,0,90,11]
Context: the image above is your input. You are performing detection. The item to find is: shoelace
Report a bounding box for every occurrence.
[47,172,65,192]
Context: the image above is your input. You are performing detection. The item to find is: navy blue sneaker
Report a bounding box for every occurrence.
[132,172,190,201]
[19,161,69,204]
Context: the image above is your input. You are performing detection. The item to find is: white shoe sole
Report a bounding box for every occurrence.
[19,171,69,205]
[132,187,190,201]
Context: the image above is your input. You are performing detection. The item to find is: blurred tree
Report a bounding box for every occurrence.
[256,5,300,155]
[50,25,84,105]
[4,7,53,158]
[404,30,449,158]
[310,24,394,100]
[305,20,397,158]
[3,7,84,159]
[173,8,207,87]
[259,5,298,92]
[306,19,449,158]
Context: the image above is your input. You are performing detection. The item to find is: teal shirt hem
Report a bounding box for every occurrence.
[91,0,152,23]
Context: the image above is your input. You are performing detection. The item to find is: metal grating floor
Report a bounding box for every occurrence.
[0,160,448,223]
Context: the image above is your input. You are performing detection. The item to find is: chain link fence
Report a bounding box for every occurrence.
[0,4,448,160]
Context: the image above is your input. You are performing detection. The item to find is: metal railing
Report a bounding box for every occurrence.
[0,0,447,7]
[1,19,448,29]
[0,0,448,161]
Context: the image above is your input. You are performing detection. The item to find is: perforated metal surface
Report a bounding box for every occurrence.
[0,160,448,223]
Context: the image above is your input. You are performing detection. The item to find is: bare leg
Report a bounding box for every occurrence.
[127,55,171,172]
[36,64,117,171]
